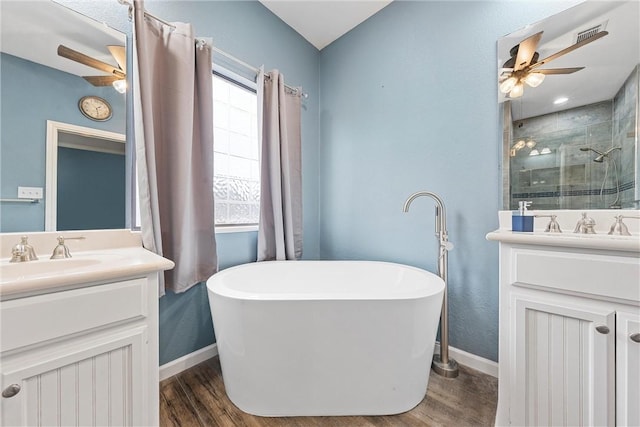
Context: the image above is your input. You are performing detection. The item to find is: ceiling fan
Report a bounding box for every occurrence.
[57,44,127,93]
[499,30,608,98]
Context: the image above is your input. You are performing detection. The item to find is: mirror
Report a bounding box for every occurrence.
[0,0,127,232]
[498,1,639,210]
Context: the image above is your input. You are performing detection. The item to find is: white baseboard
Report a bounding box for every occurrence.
[434,342,498,378]
[158,342,497,382]
[159,343,218,381]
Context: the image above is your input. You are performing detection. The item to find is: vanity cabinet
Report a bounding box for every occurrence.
[510,289,616,426]
[0,274,161,427]
[493,239,640,426]
[616,310,640,427]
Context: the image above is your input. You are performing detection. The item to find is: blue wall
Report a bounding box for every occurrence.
[319,0,580,362]
[0,53,126,232]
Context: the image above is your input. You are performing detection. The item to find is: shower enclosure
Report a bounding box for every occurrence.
[505,65,638,210]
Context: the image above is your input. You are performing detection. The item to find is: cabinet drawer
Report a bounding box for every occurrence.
[1,278,147,352]
[511,248,640,302]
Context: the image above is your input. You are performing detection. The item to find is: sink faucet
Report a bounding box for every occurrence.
[10,236,38,263]
[574,212,597,234]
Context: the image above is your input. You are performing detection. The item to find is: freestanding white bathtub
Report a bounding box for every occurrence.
[206,260,444,417]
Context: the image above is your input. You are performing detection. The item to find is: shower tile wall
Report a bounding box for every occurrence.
[615,65,639,207]
[511,65,638,210]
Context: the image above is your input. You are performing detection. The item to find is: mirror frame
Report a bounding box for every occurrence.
[45,120,126,231]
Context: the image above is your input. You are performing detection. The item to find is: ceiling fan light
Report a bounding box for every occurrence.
[500,76,518,94]
[112,79,127,94]
[509,82,524,98]
[525,140,536,149]
[523,72,545,88]
[513,140,526,150]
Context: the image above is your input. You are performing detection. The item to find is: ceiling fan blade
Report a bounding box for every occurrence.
[530,31,608,70]
[83,75,120,86]
[107,45,126,72]
[57,45,125,78]
[535,67,584,75]
[513,31,543,72]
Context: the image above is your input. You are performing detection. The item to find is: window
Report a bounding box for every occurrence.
[212,69,260,227]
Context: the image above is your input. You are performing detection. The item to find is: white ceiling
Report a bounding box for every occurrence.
[259,0,393,50]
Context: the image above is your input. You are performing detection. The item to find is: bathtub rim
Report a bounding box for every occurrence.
[206,260,444,301]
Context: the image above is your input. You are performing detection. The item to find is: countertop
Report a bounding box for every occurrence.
[486,210,640,253]
[0,230,174,300]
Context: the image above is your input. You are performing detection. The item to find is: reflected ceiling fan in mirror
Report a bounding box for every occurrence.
[499,29,608,98]
[57,45,127,93]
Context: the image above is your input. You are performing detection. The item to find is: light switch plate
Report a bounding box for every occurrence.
[18,186,43,199]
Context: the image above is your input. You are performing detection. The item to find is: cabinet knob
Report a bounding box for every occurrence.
[631,333,640,343]
[2,384,21,398]
[595,325,610,334]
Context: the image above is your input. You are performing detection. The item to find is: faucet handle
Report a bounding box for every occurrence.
[608,215,639,236]
[535,214,562,233]
[50,236,72,259]
[49,236,84,259]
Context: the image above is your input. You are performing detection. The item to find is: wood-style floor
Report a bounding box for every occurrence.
[160,356,497,426]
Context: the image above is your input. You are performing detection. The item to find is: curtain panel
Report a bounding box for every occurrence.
[133,0,217,295]
[257,70,303,261]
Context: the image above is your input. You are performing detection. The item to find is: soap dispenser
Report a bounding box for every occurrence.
[512,201,534,232]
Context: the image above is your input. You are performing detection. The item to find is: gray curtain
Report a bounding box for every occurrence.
[257,70,303,261]
[133,0,217,295]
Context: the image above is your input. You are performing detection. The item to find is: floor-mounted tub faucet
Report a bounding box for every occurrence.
[403,191,459,378]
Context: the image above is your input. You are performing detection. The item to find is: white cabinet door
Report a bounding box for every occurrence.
[1,327,146,427]
[511,292,615,426]
[616,310,640,427]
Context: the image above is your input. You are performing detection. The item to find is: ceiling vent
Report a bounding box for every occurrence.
[574,21,607,44]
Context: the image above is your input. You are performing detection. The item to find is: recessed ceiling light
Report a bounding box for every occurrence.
[554,97,569,105]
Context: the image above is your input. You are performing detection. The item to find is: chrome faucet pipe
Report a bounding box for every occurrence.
[403,191,458,378]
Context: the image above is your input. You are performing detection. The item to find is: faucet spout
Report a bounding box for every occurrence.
[403,191,447,237]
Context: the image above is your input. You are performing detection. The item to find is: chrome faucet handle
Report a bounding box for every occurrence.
[608,215,639,236]
[9,236,38,263]
[50,236,85,259]
[574,212,596,234]
[535,214,562,233]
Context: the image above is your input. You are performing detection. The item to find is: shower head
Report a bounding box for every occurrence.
[580,146,620,163]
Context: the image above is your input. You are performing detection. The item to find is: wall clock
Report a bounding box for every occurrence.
[78,96,112,121]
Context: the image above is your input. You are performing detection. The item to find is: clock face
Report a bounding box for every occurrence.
[78,96,112,121]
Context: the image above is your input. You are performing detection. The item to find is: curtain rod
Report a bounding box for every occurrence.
[212,47,308,98]
[117,0,308,99]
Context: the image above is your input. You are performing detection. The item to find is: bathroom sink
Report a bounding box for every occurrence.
[1,258,101,283]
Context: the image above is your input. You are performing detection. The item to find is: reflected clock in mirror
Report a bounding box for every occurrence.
[0,1,127,232]
[79,96,113,121]
[498,1,639,211]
